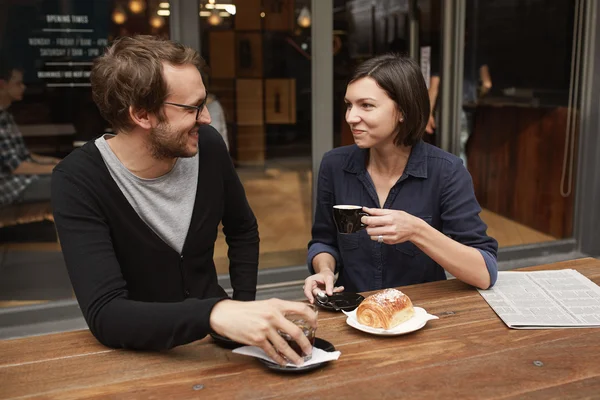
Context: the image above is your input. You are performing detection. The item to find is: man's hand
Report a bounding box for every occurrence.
[425,114,436,134]
[303,269,344,303]
[12,161,55,175]
[209,299,317,366]
[31,154,61,165]
[361,207,425,245]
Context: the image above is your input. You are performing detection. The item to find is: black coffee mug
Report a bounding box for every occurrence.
[333,205,369,234]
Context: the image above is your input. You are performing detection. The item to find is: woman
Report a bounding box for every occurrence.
[303,54,498,303]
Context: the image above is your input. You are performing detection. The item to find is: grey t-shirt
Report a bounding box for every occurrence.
[95,135,198,253]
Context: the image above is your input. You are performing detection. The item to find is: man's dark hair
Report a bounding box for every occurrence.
[91,35,206,132]
[0,57,23,81]
[349,53,430,146]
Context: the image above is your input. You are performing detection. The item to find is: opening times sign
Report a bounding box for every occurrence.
[0,2,111,88]
[31,36,106,58]
[28,13,108,87]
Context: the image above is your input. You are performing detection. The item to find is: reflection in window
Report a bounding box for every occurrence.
[0,0,171,310]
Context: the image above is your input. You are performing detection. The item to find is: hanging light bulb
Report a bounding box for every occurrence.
[207,9,222,26]
[128,0,146,14]
[297,6,311,28]
[112,5,127,24]
[150,15,165,28]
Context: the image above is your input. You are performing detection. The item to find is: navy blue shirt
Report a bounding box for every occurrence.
[307,140,498,292]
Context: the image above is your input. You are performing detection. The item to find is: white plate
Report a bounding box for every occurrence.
[343,307,439,335]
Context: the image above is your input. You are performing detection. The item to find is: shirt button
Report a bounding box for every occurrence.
[180,255,184,260]
[184,290,190,297]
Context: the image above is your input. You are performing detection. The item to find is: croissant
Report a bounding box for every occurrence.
[356,288,415,329]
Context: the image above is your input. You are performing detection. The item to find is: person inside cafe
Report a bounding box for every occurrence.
[425,40,492,167]
[303,53,498,302]
[51,35,314,365]
[0,61,60,207]
[202,66,229,150]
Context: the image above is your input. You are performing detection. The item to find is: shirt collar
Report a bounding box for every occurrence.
[343,139,428,179]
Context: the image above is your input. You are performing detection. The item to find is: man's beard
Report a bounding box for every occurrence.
[148,121,197,160]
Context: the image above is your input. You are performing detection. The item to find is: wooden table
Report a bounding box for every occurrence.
[1,258,599,399]
[19,124,76,156]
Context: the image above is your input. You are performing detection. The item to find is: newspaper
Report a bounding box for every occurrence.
[478,269,600,329]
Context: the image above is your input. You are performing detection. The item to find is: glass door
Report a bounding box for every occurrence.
[332,0,418,147]
[198,0,314,274]
[332,0,586,252]
[429,0,584,251]
[0,0,167,312]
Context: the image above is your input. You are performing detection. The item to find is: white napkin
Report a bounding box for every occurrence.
[233,345,341,368]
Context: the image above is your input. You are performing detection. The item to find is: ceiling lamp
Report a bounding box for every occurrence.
[112,5,127,24]
[129,0,146,14]
[207,9,222,25]
[150,15,165,28]
[297,6,311,28]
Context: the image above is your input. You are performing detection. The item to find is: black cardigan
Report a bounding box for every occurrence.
[51,125,259,350]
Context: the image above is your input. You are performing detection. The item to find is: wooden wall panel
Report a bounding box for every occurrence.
[263,0,295,31]
[234,0,262,30]
[209,31,235,79]
[236,32,263,78]
[468,105,575,239]
[237,126,265,165]
[236,79,263,126]
[265,79,296,124]
[208,79,235,124]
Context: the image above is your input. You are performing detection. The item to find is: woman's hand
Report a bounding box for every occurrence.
[303,269,344,303]
[361,207,425,245]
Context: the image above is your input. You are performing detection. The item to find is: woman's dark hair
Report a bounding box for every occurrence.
[349,53,430,146]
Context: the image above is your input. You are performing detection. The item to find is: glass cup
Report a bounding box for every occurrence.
[278,304,318,361]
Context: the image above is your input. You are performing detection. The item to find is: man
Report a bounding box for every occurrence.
[51,36,314,365]
[425,42,492,168]
[0,62,60,207]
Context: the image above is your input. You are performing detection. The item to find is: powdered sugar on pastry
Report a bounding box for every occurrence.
[371,288,405,304]
[356,288,415,329]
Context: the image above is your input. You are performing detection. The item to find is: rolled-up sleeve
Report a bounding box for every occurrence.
[440,160,499,288]
[0,145,22,173]
[307,154,342,274]
[0,113,29,173]
[477,249,498,288]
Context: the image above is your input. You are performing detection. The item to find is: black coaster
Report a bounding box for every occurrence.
[316,292,365,311]
[210,332,244,349]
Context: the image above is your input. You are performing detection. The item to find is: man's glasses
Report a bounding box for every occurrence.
[164,98,207,120]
